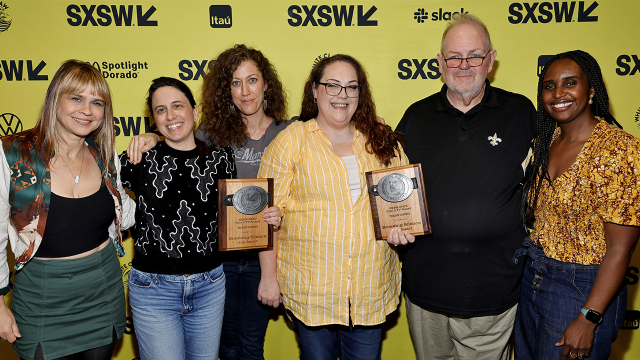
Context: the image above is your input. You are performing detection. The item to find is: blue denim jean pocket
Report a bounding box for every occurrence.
[128,267,154,288]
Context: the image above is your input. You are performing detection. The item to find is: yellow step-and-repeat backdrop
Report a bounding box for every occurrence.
[1,1,639,359]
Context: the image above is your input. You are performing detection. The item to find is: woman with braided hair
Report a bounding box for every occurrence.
[513,50,640,359]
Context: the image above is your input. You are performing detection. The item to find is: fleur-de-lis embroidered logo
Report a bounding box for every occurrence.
[488,133,502,146]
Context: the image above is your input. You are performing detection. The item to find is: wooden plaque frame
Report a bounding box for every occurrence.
[365,164,431,240]
[218,178,274,251]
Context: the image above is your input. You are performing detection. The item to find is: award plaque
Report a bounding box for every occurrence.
[218,178,274,251]
[365,164,431,240]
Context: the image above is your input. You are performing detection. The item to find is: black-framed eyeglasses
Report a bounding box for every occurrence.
[443,53,490,68]
[317,82,361,98]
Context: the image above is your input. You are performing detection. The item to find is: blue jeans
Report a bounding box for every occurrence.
[293,316,382,360]
[219,257,271,360]
[513,240,626,360]
[128,265,226,360]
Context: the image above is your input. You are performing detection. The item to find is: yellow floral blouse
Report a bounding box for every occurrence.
[531,120,640,265]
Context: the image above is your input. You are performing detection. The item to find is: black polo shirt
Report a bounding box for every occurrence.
[396,81,536,317]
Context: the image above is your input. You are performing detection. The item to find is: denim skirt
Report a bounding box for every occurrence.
[11,244,126,360]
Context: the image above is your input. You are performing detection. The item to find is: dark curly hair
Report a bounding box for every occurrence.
[521,49,621,224]
[299,54,405,166]
[198,44,287,148]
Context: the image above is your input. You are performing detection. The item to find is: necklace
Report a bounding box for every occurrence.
[58,145,85,184]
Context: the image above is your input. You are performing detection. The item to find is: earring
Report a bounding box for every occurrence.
[588,93,594,105]
[229,104,236,114]
[263,94,268,111]
[313,97,317,104]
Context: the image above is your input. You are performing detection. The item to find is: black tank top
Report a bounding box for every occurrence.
[37,182,115,258]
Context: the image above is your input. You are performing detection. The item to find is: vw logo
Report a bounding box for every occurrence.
[0,113,23,136]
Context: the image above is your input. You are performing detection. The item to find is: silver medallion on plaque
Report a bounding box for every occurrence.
[377,173,414,203]
[232,186,269,215]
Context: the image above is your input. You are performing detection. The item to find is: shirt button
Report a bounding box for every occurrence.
[350,233,353,236]
[349,255,352,258]
[350,211,354,215]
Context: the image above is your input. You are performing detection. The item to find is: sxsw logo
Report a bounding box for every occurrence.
[67,5,157,26]
[508,1,598,24]
[288,5,377,26]
[0,60,48,81]
[0,113,22,136]
[178,60,214,81]
[398,59,440,80]
[114,116,157,136]
[537,55,554,76]
[616,55,639,76]
[210,5,231,28]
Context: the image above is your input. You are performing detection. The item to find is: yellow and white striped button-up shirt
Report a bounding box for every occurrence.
[258,120,407,326]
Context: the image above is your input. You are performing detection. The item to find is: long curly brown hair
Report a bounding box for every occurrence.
[198,44,287,148]
[299,54,404,166]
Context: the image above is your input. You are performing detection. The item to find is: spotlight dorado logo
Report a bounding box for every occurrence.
[0,1,11,32]
[91,60,149,79]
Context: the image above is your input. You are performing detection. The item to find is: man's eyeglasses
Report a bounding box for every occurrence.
[317,82,361,98]
[443,53,490,68]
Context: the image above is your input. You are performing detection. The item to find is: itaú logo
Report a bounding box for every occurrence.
[67,4,157,26]
[288,5,377,26]
[508,1,598,23]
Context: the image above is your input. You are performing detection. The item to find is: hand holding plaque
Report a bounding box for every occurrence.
[365,164,431,240]
[218,179,274,251]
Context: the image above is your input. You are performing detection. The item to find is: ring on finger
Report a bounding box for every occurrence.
[577,354,585,358]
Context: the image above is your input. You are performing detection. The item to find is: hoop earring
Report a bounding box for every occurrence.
[588,93,594,105]
[230,104,236,114]
[313,97,317,104]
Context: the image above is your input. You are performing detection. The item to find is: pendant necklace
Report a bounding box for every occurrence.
[59,145,85,185]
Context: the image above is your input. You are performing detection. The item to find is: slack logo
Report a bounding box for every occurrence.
[397,59,440,80]
[616,55,639,76]
[67,5,157,26]
[210,5,231,28]
[288,5,377,27]
[508,1,598,24]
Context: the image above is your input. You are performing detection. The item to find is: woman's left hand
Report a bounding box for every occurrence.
[386,227,415,245]
[556,315,597,359]
[263,206,282,228]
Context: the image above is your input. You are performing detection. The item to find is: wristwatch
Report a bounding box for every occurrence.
[580,307,603,324]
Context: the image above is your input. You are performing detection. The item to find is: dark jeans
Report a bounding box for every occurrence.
[292,316,382,360]
[513,239,626,360]
[219,257,271,360]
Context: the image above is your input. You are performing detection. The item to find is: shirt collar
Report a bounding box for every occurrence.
[436,79,498,115]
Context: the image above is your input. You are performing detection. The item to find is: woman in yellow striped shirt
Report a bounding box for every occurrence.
[258,54,412,360]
